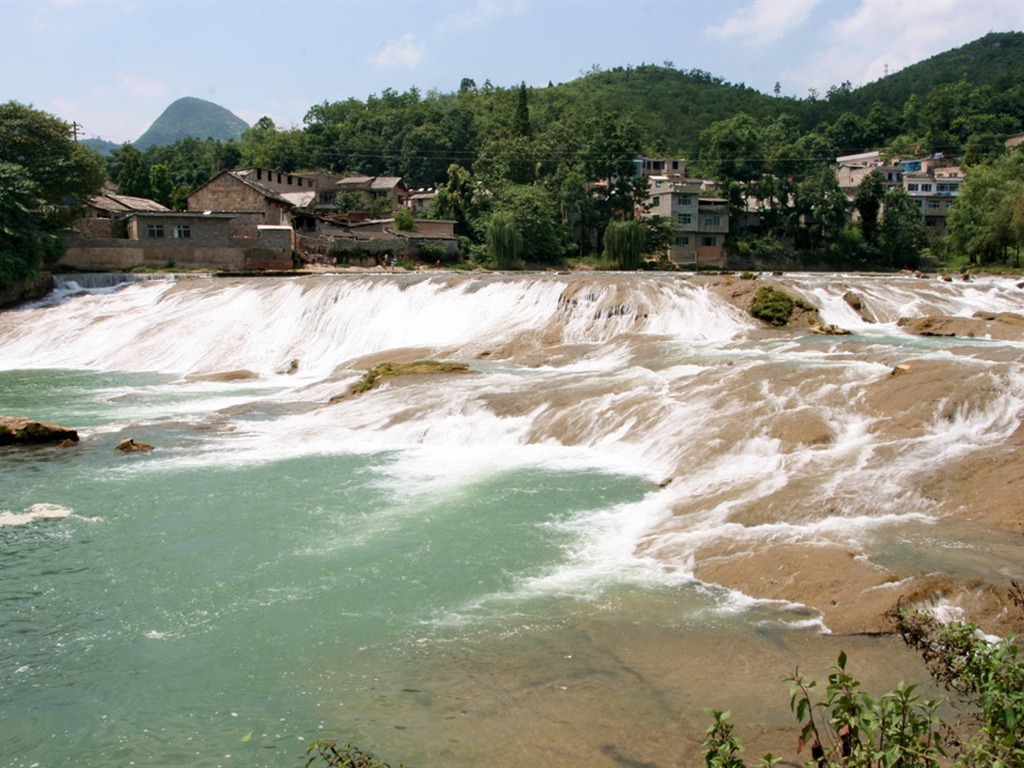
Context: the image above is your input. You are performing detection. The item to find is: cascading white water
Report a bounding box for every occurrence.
[2,271,1023,767]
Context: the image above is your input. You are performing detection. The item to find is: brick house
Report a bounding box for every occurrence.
[187,170,296,228]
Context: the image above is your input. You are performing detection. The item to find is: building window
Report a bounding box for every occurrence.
[675,235,690,246]
[672,161,679,170]
[287,175,293,185]
[256,169,262,181]
[907,183,919,191]
[701,236,717,247]
[297,178,303,187]
[174,224,191,238]
[920,184,932,192]
[928,200,940,209]
[703,216,721,227]
[146,224,164,238]
[675,195,692,206]
[677,213,692,225]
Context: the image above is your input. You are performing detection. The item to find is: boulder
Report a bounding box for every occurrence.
[116,438,155,454]
[0,416,79,445]
[810,323,852,335]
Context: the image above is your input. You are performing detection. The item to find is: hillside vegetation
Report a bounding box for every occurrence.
[133,96,249,151]
[99,31,1024,271]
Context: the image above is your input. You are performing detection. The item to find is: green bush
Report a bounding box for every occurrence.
[417,240,452,265]
[393,208,416,232]
[703,584,1024,768]
[749,286,796,326]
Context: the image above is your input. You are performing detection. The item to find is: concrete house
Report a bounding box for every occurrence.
[903,165,963,238]
[643,174,728,268]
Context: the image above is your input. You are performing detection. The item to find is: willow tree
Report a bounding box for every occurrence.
[485,211,523,269]
[603,219,646,270]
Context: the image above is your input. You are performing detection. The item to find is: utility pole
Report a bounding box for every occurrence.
[70,121,82,141]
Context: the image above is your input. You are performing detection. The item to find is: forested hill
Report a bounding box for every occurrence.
[833,32,1024,115]
[535,32,1024,155]
[133,97,249,151]
[531,65,783,155]
[105,31,1024,210]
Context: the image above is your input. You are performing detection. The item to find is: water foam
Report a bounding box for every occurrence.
[0,503,97,526]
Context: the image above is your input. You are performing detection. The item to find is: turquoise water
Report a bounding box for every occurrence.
[0,369,656,767]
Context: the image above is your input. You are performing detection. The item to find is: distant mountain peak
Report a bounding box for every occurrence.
[134,97,249,150]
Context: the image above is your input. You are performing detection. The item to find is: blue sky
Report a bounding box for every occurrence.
[3,0,1023,144]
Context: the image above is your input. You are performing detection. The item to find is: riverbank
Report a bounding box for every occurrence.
[0,271,53,309]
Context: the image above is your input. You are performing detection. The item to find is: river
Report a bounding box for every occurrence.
[1,271,1022,767]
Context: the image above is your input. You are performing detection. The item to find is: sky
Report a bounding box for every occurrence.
[2,0,1024,145]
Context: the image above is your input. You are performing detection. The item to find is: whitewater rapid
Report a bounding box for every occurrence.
[5,271,1023,620]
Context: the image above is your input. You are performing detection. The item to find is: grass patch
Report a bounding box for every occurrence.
[349,360,471,395]
[749,285,798,326]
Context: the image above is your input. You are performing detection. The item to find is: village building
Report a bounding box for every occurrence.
[834,151,964,240]
[835,151,904,189]
[641,171,728,268]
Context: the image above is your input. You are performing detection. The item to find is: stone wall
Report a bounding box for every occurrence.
[59,225,294,272]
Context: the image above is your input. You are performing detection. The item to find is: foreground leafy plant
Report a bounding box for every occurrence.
[704,584,1024,767]
[787,651,943,767]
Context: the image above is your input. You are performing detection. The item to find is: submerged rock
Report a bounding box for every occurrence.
[898,312,1024,341]
[0,416,79,445]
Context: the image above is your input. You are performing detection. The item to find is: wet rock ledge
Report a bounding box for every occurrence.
[0,416,79,445]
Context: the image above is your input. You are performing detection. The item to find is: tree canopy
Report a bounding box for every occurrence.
[0,101,104,290]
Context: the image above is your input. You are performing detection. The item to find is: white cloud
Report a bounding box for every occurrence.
[706,0,821,45]
[782,0,1024,94]
[371,33,427,69]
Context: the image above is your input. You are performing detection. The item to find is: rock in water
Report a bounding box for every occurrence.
[116,438,155,454]
[0,416,79,445]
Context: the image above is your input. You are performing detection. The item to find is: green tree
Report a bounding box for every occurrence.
[148,163,175,208]
[603,218,646,269]
[428,164,480,238]
[948,151,1024,265]
[114,144,151,198]
[487,184,571,264]
[334,190,365,214]
[853,170,887,247]
[393,207,416,232]
[878,188,928,268]
[795,163,849,251]
[512,81,532,139]
[0,102,104,290]
[485,211,523,269]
